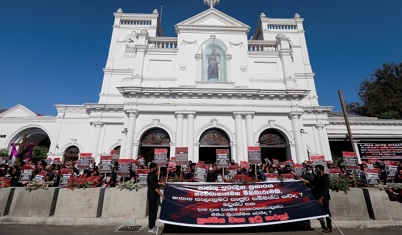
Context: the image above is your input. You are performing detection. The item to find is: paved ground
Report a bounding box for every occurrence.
[0,224,401,235]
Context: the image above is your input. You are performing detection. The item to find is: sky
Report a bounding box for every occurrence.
[1,0,401,116]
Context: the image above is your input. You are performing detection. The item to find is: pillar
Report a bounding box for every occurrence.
[290,112,304,163]
[187,113,195,162]
[245,113,254,147]
[123,110,138,159]
[91,121,104,163]
[175,113,184,147]
[234,113,244,162]
[317,124,331,160]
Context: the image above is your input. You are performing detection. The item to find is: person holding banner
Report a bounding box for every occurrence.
[312,164,332,233]
[147,163,165,233]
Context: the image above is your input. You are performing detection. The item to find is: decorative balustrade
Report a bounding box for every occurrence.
[268,24,297,30]
[248,41,277,52]
[121,20,152,26]
[149,37,178,49]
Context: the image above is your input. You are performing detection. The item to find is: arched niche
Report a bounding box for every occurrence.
[202,38,227,82]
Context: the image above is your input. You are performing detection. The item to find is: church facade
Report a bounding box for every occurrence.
[1,2,401,164]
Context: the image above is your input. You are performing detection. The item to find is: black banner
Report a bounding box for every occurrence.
[358,143,402,159]
[160,181,328,227]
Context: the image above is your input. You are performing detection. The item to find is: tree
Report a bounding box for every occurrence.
[30,146,49,163]
[0,148,8,158]
[347,62,402,119]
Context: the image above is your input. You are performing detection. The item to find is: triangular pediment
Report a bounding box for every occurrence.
[176,8,250,32]
[0,104,38,118]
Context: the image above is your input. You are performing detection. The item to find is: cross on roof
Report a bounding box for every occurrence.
[204,0,220,8]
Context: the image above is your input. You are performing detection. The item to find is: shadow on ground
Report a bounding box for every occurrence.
[162,221,314,234]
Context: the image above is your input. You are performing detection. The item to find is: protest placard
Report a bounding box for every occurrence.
[310,155,329,173]
[342,151,358,170]
[33,170,47,182]
[154,148,168,167]
[364,168,381,185]
[78,153,92,169]
[240,161,250,169]
[111,150,120,163]
[99,156,113,174]
[136,169,150,187]
[385,161,399,179]
[265,173,279,181]
[19,165,35,183]
[59,168,73,187]
[247,146,261,165]
[194,166,207,182]
[216,149,230,168]
[175,147,188,165]
[293,164,304,177]
[118,159,132,177]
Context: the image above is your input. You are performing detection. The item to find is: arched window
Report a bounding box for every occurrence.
[259,129,287,146]
[202,39,227,82]
[63,145,79,164]
[200,129,230,146]
[140,128,170,146]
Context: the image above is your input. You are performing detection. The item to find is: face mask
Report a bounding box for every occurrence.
[209,168,213,171]
[258,169,262,173]
[274,171,278,174]
[307,170,312,174]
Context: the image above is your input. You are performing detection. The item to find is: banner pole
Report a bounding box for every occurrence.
[158,166,161,180]
[328,216,345,235]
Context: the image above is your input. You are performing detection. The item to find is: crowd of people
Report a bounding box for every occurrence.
[1,157,401,189]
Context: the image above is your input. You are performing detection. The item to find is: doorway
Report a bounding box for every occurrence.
[138,128,171,165]
[198,128,231,164]
[259,129,289,163]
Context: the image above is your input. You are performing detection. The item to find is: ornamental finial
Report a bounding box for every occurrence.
[204,0,220,9]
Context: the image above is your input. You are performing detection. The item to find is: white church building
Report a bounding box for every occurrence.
[1,1,401,164]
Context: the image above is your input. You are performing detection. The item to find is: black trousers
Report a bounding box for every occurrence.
[148,198,159,229]
[318,199,332,229]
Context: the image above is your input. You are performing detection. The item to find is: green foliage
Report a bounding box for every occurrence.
[376,182,402,191]
[117,180,143,191]
[0,148,8,158]
[25,181,52,192]
[30,146,48,163]
[329,174,350,194]
[346,62,402,119]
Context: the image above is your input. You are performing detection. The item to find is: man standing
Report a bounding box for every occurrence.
[312,164,332,233]
[147,163,164,233]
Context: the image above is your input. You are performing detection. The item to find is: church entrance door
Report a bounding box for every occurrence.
[259,129,289,163]
[198,129,231,164]
[138,128,171,165]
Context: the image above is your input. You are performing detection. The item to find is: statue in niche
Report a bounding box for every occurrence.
[207,49,220,81]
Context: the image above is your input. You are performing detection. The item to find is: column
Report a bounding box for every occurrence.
[234,113,244,162]
[290,112,304,163]
[175,113,184,147]
[317,124,330,160]
[91,121,104,163]
[245,113,254,147]
[187,113,195,162]
[123,110,138,159]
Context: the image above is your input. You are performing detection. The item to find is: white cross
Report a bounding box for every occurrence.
[204,0,220,8]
